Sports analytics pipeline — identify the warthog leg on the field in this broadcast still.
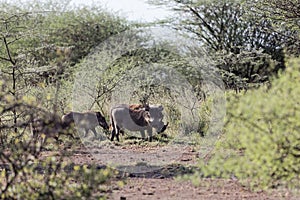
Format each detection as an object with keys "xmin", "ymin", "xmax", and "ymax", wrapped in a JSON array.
[
  {"xmin": 111, "ymin": 125, "xmax": 120, "ymax": 142},
  {"xmin": 83, "ymin": 128, "xmax": 88, "ymax": 137},
  {"xmin": 91, "ymin": 128, "xmax": 98, "ymax": 138}
]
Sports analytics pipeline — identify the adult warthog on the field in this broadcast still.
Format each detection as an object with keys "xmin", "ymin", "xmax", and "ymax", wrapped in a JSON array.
[
  {"xmin": 110, "ymin": 104, "xmax": 168, "ymax": 142},
  {"xmin": 30, "ymin": 116, "xmax": 65, "ymax": 141},
  {"xmin": 29, "ymin": 111, "xmax": 79, "ymax": 144},
  {"xmin": 62, "ymin": 111, "xmax": 109, "ymax": 138}
]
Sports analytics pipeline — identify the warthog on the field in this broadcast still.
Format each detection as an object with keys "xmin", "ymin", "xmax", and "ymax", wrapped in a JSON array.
[
  {"xmin": 61, "ymin": 111, "xmax": 109, "ymax": 138},
  {"xmin": 30, "ymin": 115, "xmax": 67, "ymax": 141},
  {"xmin": 110, "ymin": 104, "xmax": 168, "ymax": 142}
]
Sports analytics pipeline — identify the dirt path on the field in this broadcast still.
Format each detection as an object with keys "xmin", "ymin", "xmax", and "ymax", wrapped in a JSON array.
[
  {"xmin": 57, "ymin": 142, "xmax": 299, "ymax": 200},
  {"xmin": 110, "ymin": 178, "xmax": 295, "ymax": 200},
  {"xmin": 17, "ymin": 140, "xmax": 299, "ymax": 200}
]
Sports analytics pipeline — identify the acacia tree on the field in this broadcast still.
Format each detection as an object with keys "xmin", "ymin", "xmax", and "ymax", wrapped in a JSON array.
[
  {"xmin": 0, "ymin": 1, "xmax": 127, "ymax": 198},
  {"xmin": 247, "ymin": 0, "xmax": 300, "ymax": 55},
  {"xmin": 0, "ymin": 8, "xmax": 40, "ymax": 133},
  {"xmin": 148, "ymin": 0, "xmax": 298, "ymax": 90}
]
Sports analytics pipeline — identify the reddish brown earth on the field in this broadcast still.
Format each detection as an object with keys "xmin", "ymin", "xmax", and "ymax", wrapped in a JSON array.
[
  {"xmin": 2, "ymin": 139, "xmax": 298, "ymax": 200},
  {"xmin": 110, "ymin": 178, "xmax": 296, "ymax": 200},
  {"xmin": 50, "ymin": 142, "xmax": 299, "ymax": 200}
]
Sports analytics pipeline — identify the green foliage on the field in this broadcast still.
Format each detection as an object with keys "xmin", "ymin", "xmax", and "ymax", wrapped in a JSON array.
[
  {"xmin": 148, "ymin": 0, "xmax": 298, "ymax": 90},
  {"xmin": 1, "ymin": 159, "xmax": 115, "ymax": 199},
  {"xmin": 197, "ymin": 96, "xmax": 213, "ymax": 136},
  {"xmin": 0, "ymin": 1, "xmax": 127, "ymax": 198},
  {"xmin": 0, "ymin": 0, "xmax": 128, "ymax": 85},
  {"xmin": 195, "ymin": 57, "xmax": 300, "ymax": 190},
  {"xmin": 39, "ymin": 5, "xmax": 128, "ymax": 66},
  {"xmin": 0, "ymin": 79, "xmax": 115, "ymax": 199},
  {"xmin": 0, "ymin": 0, "xmax": 130, "ymax": 123},
  {"xmin": 246, "ymin": 0, "xmax": 300, "ymax": 56}
]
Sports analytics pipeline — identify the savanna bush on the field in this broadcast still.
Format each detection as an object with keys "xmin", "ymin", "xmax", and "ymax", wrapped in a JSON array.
[
  {"xmin": 197, "ymin": 58, "xmax": 300, "ymax": 190},
  {"xmin": 0, "ymin": 80, "xmax": 116, "ymax": 199},
  {"xmin": 1, "ymin": 159, "xmax": 116, "ymax": 200}
]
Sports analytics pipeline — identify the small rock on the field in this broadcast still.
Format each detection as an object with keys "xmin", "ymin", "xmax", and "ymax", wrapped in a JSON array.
[
  {"xmin": 181, "ymin": 157, "xmax": 192, "ymax": 162},
  {"xmin": 142, "ymin": 191, "xmax": 154, "ymax": 195}
]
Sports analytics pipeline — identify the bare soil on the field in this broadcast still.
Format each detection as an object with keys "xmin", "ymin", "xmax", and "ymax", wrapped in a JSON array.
[
  {"xmin": 48, "ymin": 141, "xmax": 299, "ymax": 200},
  {"xmin": 2, "ymin": 137, "xmax": 299, "ymax": 200},
  {"xmin": 110, "ymin": 178, "xmax": 295, "ymax": 200}
]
